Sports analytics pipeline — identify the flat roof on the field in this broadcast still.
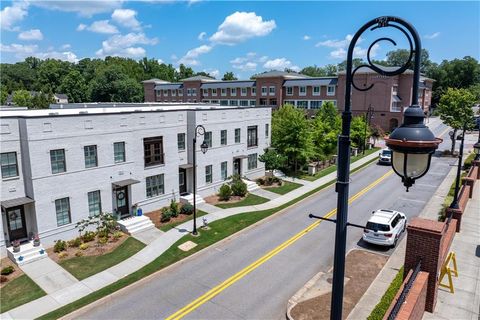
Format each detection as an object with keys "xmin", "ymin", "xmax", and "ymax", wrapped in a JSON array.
[{"xmin": 0, "ymin": 103, "xmax": 270, "ymax": 118}]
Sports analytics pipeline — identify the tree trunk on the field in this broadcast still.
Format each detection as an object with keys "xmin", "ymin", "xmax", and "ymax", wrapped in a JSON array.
[{"xmin": 450, "ymin": 128, "xmax": 457, "ymax": 154}]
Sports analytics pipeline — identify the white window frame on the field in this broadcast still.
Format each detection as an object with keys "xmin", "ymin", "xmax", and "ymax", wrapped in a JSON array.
[
  {"xmin": 251, "ymin": 87, "xmax": 256, "ymax": 95},
  {"xmin": 240, "ymin": 100, "xmax": 249, "ymax": 107},
  {"xmin": 172, "ymin": 90, "xmax": 176, "ymax": 97},
  {"xmin": 241, "ymin": 88, "xmax": 247, "ymax": 96},
  {"xmin": 286, "ymin": 87, "xmax": 293, "ymax": 96},
  {"xmin": 187, "ymin": 88, "xmax": 191, "ymax": 96},
  {"xmin": 261, "ymin": 86, "xmax": 267, "ymax": 96},
  {"xmin": 247, "ymin": 153, "xmax": 258, "ymax": 170},
  {"xmin": 231, "ymin": 88, "xmax": 237, "ymax": 96},
  {"xmin": 221, "ymin": 161, "xmax": 228, "ymax": 181},
  {"xmin": 269, "ymin": 86, "xmax": 275, "ymax": 96},
  {"xmin": 178, "ymin": 89, "xmax": 183, "ymax": 96},
  {"xmin": 327, "ymin": 85, "xmax": 335, "ymax": 96},
  {"xmin": 203, "ymin": 89, "xmax": 208, "ymax": 96},
  {"xmin": 313, "ymin": 86, "xmax": 320, "ymax": 96},
  {"xmin": 192, "ymin": 88, "xmax": 197, "ymax": 96},
  {"xmin": 299, "ymin": 86, "xmax": 306, "ymax": 96},
  {"xmin": 205, "ymin": 165, "xmax": 213, "ymax": 184},
  {"xmin": 212, "ymin": 88, "xmax": 217, "ymax": 96},
  {"xmin": 163, "ymin": 90, "xmax": 168, "ymax": 96},
  {"xmin": 221, "ymin": 88, "xmax": 227, "ymax": 96},
  {"xmin": 250, "ymin": 100, "xmax": 256, "ymax": 107},
  {"xmin": 297, "ymin": 100, "xmax": 308, "ymax": 109}
]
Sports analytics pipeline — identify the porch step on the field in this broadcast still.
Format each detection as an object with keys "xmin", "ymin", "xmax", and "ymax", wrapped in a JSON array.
[
  {"xmin": 180, "ymin": 193, "xmax": 205, "ymax": 205},
  {"xmin": 6, "ymin": 241, "xmax": 48, "ymax": 266},
  {"xmin": 243, "ymin": 179, "xmax": 260, "ymax": 192},
  {"xmin": 117, "ymin": 215, "xmax": 156, "ymax": 235}
]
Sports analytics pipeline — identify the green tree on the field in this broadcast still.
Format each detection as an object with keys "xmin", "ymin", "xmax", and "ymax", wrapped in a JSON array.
[
  {"xmin": 222, "ymin": 72, "xmax": 237, "ymax": 81},
  {"xmin": 271, "ymin": 104, "xmax": 313, "ymax": 172},
  {"xmin": 36, "ymin": 59, "xmax": 72, "ymax": 93},
  {"xmin": 437, "ymin": 88, "xmax": 476, "ymax": 153},
  {"xmin": 337, "ymin": 58, "xmax": 364, "ymax": 72},
  {"xmin": 0, "ymin": 86, "xmax": 8, "ymax": 105},
  {"xmin": 58, "ymin": 70, "xmax": 88, "ymax": 103},
  {"xmin": 176, "ymin": 64, "xmax": 195, "ymax": 81},
  {"xmin": 12, "ymin": 90, "xmax": 32, "ymax": 107},
  {"xmin": 311, "ymin": 101, "xmax": 341, "ymax": 160},
  {"xmin": 385, "ymin": 49, "xmax": 432, "ymax": 73},
  {"xmin": 258, "ymin": 149, "xmax": 287, "ymax": 171},
  {"xmin": 30, "ymin": 92, "xmax": 53, "ymax": 109},
  {"xmin": 300, "ymin": 65, "xmax": 327, "ymax": 77},
  {"xmin": 350, "ymin": 116, "xmax": 371, "ymax": 149}
]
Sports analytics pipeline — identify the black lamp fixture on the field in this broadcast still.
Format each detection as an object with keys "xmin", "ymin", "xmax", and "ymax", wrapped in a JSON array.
[
  {"xmin": 473, "ymin": 141, "xmax": 480, "ymax": 160},
  {"xmin": 192, "ymin": 124, "xmax": 208, "ymax": 235},
  {"xmin": 200, "ymin": 141, "xmax": 209, "ymax": 154}
]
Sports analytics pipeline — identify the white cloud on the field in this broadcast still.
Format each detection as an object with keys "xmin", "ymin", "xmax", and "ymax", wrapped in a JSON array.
[
  {"xmin": 0, "ymin": 43, "xmax": 38, "ymax": 56},
  {"xmin": 424, "ymin": 32, "xmax": 440, "ymax": 39},
  {"xmin": 316, "ymin": 34, "xmax": 355, "ymax": 48},
  {"xmin": 263, "ymin": 58, "xmax": 300, "ymax": 71},
  {"xmin": 1, "ymin": 2, "xmax": 28, "ymax": 31},
  {"xmin": 210, "ymin": 11, "xmax": 276, "ymax": 45},
  {"xmin": 36, "ymin": 51, "xmax": 79, "ymax": 63},
  {"xmin": 177, "ymin": 44, "xmax": 212, "ymax": 66},
  {"xmin": 1, "ymin": 42, "xmax": 79, "ymax": 62},
  {"xmin": 112, "ymin": 9, "xmax": 141, "ymax": 30},
  {"xmin": 303, "ymin": 35, "xmax": 311, "ymax": 41},
  {"xmin": 31, "ymin": 1, "xmax": 122, "ymax": 17},
  {"xmin": 233, "ymin": 61, "xmax": 257, "ymax": 72},
  {"xmin": 204, "ymin": 69, "xmax": 219, "ymax": 78},
  {"xmin": 78, "ymin": 20, "xmax": 119, "ymax": 34},
  {"xmin": 198, "ymin": 32, "xmax": 207, "ymax": 40},
  {"xmin": 18, "ymin": 29, "xmax": 43, "ymax": 41},
  {"xmin": 96, "ymin": 32, "xmax": 158, "ymax": 58},
  {"xmin": 329, "ymin": 43, "xmax": 380, "ymax": 59},
  {"xmin": 230, "ymin": 52, "xmax": 268, "ymax": 72},
  {"xmin": 61, "ymin": 44, "xmax": 72, "ymax": 50}
]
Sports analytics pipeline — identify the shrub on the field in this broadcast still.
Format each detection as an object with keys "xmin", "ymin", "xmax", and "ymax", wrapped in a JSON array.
[
  {"xmin": 0, "ymin": 275, "xmax": 8, "ymax": 283},
  {"xmin": 75, "ymin": 251, "xmax": 83, "ymax": 257},
  {"xmin": 82, "ymin": 231, "xmax": 96, "ymax": 242},
  {"xmin": 160, "ymin": 208, "xmax": 172, "ymax": 222},
  {"xmin": 180, "ymin": 203, "xmax": 194, "ymax": 215},
  {"xmin": 256, "ymin": 177, "xmax": 265, "ymax": 185},
  {"xmin": 231, "ymin": 179, "xmax": 247, "ymax": 197},
  {"xmin": 79, "ymin": 243, "xmax": 89, "ymax": 250},
  {"xmin": 169, "ymin": 200, "xmax": 179, "ymax": 218},
  {"xmin": 218, "ymin": 184, "xmax": 232, "ymax": 201},
  {"xmin": 1, "ymin": 266, "xmax": 15, "ymax": 275},
  {"xmin": 58, "ymin": 252, "xmax": 68, "ymax": 259},
  {"xmin": 53, "ymin": 240, "xmax": 67, "ymax": 253},
  {"xmin": 67, "ymin": 237, "xmax": 82, "ymax": 248},
  {"xmin": 112, "ymin": 231, "xmax": 123, "ymax": 241},
  {"xmin": 98, "ymin": 237, "xmax": 108, "ymax": 245}
]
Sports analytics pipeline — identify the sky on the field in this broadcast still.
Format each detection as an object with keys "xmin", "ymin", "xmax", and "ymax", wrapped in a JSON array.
[{"xmin": 1, "ymin": 0, "xmax": 479, "ymax": 79}]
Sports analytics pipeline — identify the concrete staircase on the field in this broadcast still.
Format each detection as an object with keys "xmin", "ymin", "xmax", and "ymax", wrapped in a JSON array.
[
  {"xmin": 7, "ymin": 241, "xmax": 48, "ymax": 266},
  {"xmin": 243, "ymin": 179, "xmax": 260, "ymax": 192},
  {"xmin": 180, "ymin": 192, "xmax": 205, "ymax": 205},
  {"xmin": 117, "ymin": 215, "xmax": 156, "ymax": 235}
]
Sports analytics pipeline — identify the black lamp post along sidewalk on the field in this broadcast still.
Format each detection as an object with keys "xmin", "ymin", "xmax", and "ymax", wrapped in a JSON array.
[
  {"xmin": 328, "ymin": 16, "xmax": 442, "ymax": 320},
  {"xmin": 192, "ymin": 124, "xmax": 208, "ymax": 236}
]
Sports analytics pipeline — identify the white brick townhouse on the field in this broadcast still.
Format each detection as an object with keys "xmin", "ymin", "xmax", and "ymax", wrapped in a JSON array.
[{"xmin": 0, "ymin": 103, "xmax": 271, "ymax": 255}]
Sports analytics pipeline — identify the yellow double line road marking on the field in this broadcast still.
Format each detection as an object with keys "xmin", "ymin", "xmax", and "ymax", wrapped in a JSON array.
[{"xmin": 166, "ymin": 170, "xmax": 393, "ymax": 320}]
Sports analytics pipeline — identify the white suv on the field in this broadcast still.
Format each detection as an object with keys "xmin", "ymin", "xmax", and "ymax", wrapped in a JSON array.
[{"xmin": 363, "ymin": 209, "xmax": 406, "ymax": 247}]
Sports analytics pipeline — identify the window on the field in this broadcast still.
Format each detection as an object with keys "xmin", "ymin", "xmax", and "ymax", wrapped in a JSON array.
[
  {"xmin": 220, "ymin": 100, "xmax": 228, "ymax": 106},
  {"xmin": 247, "ymin": 126, "xmax": 258, "ymax": 147},
  {"xmin": 231, "ymin": 88, "xmax": 237, "ymax": 96},
  {"xmin": 299, "ymin": 86, "xmax": 306, "ymax": 96},
  {"xmin": 50, "ymin": 149, "xmax": 66, "ymax": 174},
  {"xmin": 221, "ymin": 161, "xmax": 228, "ymax": 181},
  {"xmin": 286, "ymin": 87, "xmax": 293, "ymax": 95},
  {"xmin": 391, "ymin": 101, "xmax": 401, "ymax": 112},
  {"xmin": 204, "ymin": 131, "xmax": 212, "ymax": 147},
  {"xmin": 310, "ymin": 101, "xmax": 323, "ymax": 109},
  {"xmin": 212, "ymin": 88, "xmax": 217, "ymax": 96},
  {"xmin": 313, "ymin": 86, "xmax": 320, "ymax": 95},
  {"xmin": 203, "ymin": 89, "xmax": 208, "ymax": 96},
  {"xmin": 84, "ymin": 145, "xmax": 98, "ymax": 168},
  {"xmin": 211, "ymin": 100, "xmax": 219, "ymax": 104},
  {"xmin": 187, "ymin": 88, "xmax": 191, "ymax": 96},
  {"xmin": 261, "ymin": 86, "xmax": 267, "ymax": 96},
  {"xmin": 163, "ymin": 90, "xmax": 168, "ymax": 96},
  {"xmin": 297, "ymin": 101, "xmax": 308, "ymax": 109},
  {"xmin": 393, "ymin": 85, "xmax": 398, "ymax": 95},
  {"xmin": 114, "ymin": 142, "xmax": 126, "ymax": 163},
  {"xmin": 221, "ymin": 88, "xmax": 227, "ymax": 96},
  {"xmin": 241, "ymin": 88, "xmax": 247, "ymax": 96},
  {"xmin": 251, "ymin": 87, "xmax": 256, "ymax": 95},
  {"xmin": 144, "ymin": 136, "xmax": 164, "ymax": 167},
  {"xmin": 284, "ymin": 100, "xmax": 295, "ymax": 106},
  {"xmin": 269, "ymin": 99, "xmax": 277, "ymax": 106},
  {"xmin": 88, "ymin": 190, "xmax": 101, "ymax": 216},
  {"xmin": 178, "ymin": 89, "xmax": 183, "ymax": 96},
  {"xmin": 221, "ymin": 130, "xmax": 227, "ymax": 146},
  {"xmin": 1, "ymin": 152, "xmax": 18, "ymax": 178},
  {"xmin": 177, "ymin": 133, "xmax": 186, "ymax": 151},
  {"xmin": 156, "ymin": 90, "xmax": 161, "ymax": 97},
  {"xmin": 250, "ymin": 100, "xmax": 256, "ymax": 106},
  {"xmin": 259, "ymin": 98, "xmax": 268, "ymax": 106},
  {"xmin": 192, "ymin": 88, "xmax": 197, "ymax": 96},
  {"xmin": 229, "ymin": 100, "xmax": 238, "ymax": 106},
  {"xmin": 240, "ymin": 100, "xmax": 249, "ymax": 106},
  {"xmin": 55, "ymin": 197, "xmax": 71, "ymax": 226},
  {"xmin": 146, "ymin": 174, "xmax": 164, "ymax": 198},
  {"xmin": 327, "ymin": 85, "xmax": 335, "ymax": 96},
  {"xmin": 248, "ymin": 153, "xmax": 258, "ymax": 170},
  {"xmin": 205, "ymin": 165, "xmax": 212, "ymax": 184},
  {"xmin": 269, "ymin": 86, "xmax": 275, "ymax": 95},
  {"xmin": 235, "ymin": 128, "xmax": 241, "ymax": 143},
  {"xmin": 265, "ymin": 123, "xmax": 269, "ymax": 138},
  {"xmin": 391, "ymin": 214, "xmax": 400, "ymax": 228},
  {"xmin": 172, "ymin": 90, "xmax": 176, "ymax": 97}
]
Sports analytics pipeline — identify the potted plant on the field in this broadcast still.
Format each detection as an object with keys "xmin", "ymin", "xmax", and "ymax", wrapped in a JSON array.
[
  {"xmin": 33, "ymin": 234, "xmax": 40, "ymax": 247},
  {"xmin": 12, "ymin": 240, "xmax": 20, "ymax": 253}
]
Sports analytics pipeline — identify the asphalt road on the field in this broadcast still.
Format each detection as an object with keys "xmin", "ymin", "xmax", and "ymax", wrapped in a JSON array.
[{"xmin": 79, "ymin": 119, "xmax": 457, "ymax": 320}]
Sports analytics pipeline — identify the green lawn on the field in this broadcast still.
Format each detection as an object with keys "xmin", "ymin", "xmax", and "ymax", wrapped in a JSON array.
[
  {"xmin": 38, "ymin": 156, "xmax": 379, "ymax": 320},
  {"xmin": 58, "ymin": 238, "xmax": 145, "ymax": 280},
  {"xmin": 0, "ymin": 274, "xmax": 46, "ymax": 313},
  {"xmin": 367, "ymin": 267, "xmax": 404, "ymax": 320},
  {"xmin": 159, "ymin": 210, "xmax": 208, "ymax": 232},
  {"xmin": 215, "ymin": 193, "xmax": 269, "ymax": 209},
  {"xmin": 265, "ymin": 181, "xmax": 302, "ymax": 195}
]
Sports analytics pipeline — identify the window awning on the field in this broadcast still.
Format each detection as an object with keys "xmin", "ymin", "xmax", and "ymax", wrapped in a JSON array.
[
  {"xmin": 179, "ymin": 163, "xmax": 193, "ymax": 169},
  {"xmin": 393, "ymin": 95, "xmax": 402, "ymax": 102},
  {"xmin": 1, "ymin": 197, "xmax": 34, "ymax": 209},
  {"xmin": 112, "ymin": 179, "xmax": 140, "ymax": 188},
  {"xmin": 233, "ymin": 155, "xmax": 248, "ymax": 159}
]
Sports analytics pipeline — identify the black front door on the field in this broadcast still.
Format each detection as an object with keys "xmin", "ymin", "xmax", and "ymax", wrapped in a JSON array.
[
  {"xmin": 6, "ymin": 206, "xmax": 27, "ymax": 241},
  {"xmin": 179, "ymin": 168, "xmax": 187, "ymax": 195},
  {"xmin": 115, "ymin": 186, "xmax": 130, "ymax": 218},
  {"xmin": 233, "ymin": 159, "xmax": 241, "ymax": 176}
]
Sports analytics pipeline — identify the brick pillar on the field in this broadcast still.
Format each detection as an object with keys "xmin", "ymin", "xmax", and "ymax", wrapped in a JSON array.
[
  {"xmin": 473, "ymin": 160, "xmax": 480, "ymax": 179},
  {"xmin": 445, "ymin": 207, "xmax": 463, "ymax": 232},
  {"xmin": 463, "ymin": 177, "xmax": 475, "ymax": 198},
  {"xmin": 404, "ymin": 218, "xmax": 444, "ymax": 313}
]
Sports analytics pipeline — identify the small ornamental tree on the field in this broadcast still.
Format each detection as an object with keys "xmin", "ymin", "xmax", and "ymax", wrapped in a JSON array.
[{"xmin": 259, "ymin": 149, "xmax": 287, "ymax": 171}]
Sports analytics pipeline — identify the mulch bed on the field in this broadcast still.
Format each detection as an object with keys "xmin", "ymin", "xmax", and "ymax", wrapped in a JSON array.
[
  {"xmin": 204, "ymin": 194, "xmax": 245, "ymax": 206},
  {"xmin": 0, "ymin": 258, "xmax": 24, "ymax": 288},
  {"xmin": 144, "ymin": 209, "xmax": 194, "ymax": 228},
  {"xmin": 47, "ymin": 232, "xmax": 129, "ymax": 264},
  {"xmin": 290, "ymin": 249, "xmax": 388, "ymax": 320}
]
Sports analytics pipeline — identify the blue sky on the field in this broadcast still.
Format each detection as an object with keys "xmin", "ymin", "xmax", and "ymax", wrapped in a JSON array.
[{"xmin": 1, "ymin": 1, "xmax": 479, "ymax": 79}]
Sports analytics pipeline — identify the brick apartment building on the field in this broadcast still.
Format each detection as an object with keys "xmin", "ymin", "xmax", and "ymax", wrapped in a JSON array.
[{"xmin": 143, "ymin": 69, "xmax": 433, "ymax": 131}]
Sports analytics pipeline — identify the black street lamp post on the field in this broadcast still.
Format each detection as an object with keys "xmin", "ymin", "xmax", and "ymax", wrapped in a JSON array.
[
  {"xmin": 329, "ymin": 16, "xmax": 442, "ymax": 320},
  {"xmin": 449, "ymin": 126, "xmax": 466, "ymax": 211},
  {"xmin": 192, "ymin": 125, "xmax": 209, "ymax": 236},
  {"xmin": 362, "ymin": 105, "xmax": 375, "ymax": 155}
]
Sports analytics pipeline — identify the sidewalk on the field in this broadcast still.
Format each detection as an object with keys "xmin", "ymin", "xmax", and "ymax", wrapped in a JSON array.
[{"xmin": 1, "ymin": 151, "xmax": 379, "ymax": 319}]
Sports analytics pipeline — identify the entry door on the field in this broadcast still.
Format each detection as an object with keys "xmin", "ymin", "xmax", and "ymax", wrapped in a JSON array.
[
  {"xmin": 6, "ymin": 206, "xmax": 27, "ymax": 241},
  {"xmin": 179, "ymin": 168, "xmax": 187, "ymax": 195},
  {"xmin": 233, "ymin": 159, "xmax": 241, "ymax": 176},
  {"xmin": 115, "ymin": 186, "xmax": 130, "ymax": 218}
]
